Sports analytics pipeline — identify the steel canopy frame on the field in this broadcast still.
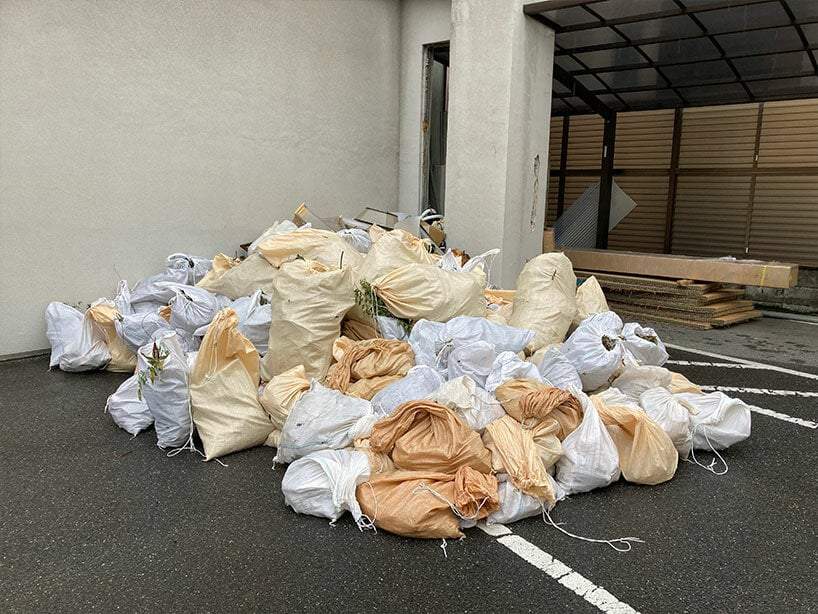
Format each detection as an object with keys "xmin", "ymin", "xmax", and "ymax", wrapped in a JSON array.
[{"xmin": 530, "ymin": 0, "xmax": 818, "ymax": 248}]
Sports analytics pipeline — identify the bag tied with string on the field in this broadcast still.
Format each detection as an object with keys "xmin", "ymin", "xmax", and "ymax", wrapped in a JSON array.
[
  {"xmin": 259, "ymin": 364, "xmax": 310, "ymax": 431},
  {"xmin": 482, "ymin": 415, "xmax": 556, "ymax": 507},
  {"xmin": 371, "ymin": 264, "xmax": 486, "ymax": 323},
  {"xmin": 138, "ymin": 331, "xmax": 192, "ymax": 450},
  {"xmin": 255, "ymin": 227, "xmax": 364, "ymax": 270},
  {"xmin": 508, "ymin": 252, "xmax": 577, "ymax": 354},
  {"xmin": 190, "ymin": 309, "xmax": 274, "ymax": 461},
  {"xmin": 325, "ymin": 337, "xmax": 415, "ymax": 400},
  {"xmin": 260, "ymin": 259, "xmax": 355, "ymax": 382},
  {"xmin": 368, "ymin": 400, "xmax": 492, "ymax": 474},
  {"xmin": 282, "ymin": 449, "xmax": 371, "ymax": 526},
  {"xmin": 197, "ymin": 252, "xmax": 278, "ymax": 300},
  {"xmin": 494, "ymin": 379, "xmax": 583, "ymax": 440},
  {"xmin": 592, "ymin": 395, "xmax": 678, "ymax": 486},
  {"xmin": 356, "ymin": 466, "xmax": 499, "ymax": 539}
]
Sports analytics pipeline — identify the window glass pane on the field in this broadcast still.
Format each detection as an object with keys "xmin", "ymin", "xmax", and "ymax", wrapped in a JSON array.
[
  {"xmin": 802, "ymin": 23, "xmax": 818, "ymax": 47},
  {"xmin": 716, "ymin": 26, "xmax": 803, "ymax": 55},
  {"xmin": 574, "ymin": 46, "xmax": 647, "ymax": 69},
  {"xmin": 598, "ymin": 67, "xmax": 665, "ymax": 90},
  {"xmin": 617, "ymin": 15, "xmax": 702, "ymax": 41},
  {"xmin": 679, "ymin": 82, "xmax": 749, "ymax": 104},
  {"xmin": 555, "ymin": 55, "xmax": 584, "ymax": 71},
  {"xmin": 575, "ymin": 74, "xmax": 609, "ymax": 93},
  {"xmin": 662, "ymin": 60, "xmax": 736, "ymax": 87},
  {"xmin": 541, "ymin": 6, "xmax": 598, "ymax": 28},
  {"xmin": 640, "ymin": 37, "xmax": 721, "ymax": 62},
  {"xmin": 618, "ymin": 88, "xmax": 683, "ymax": 109},
  {"xmin": 696, "ymin": 2, "xmax": 789, "ymax": 34},
  {"xmin": 748, "ymin": 75, "xmax": 818, "ymax": 97},
  {"xmin": 733, "ymin": 51, "xmax": 814, "ymax": 80},
  {"xmin": 786, "ymin": 0, "xmax": 818, "ymax": 21},
  {"xmin": 590, "ymin": 0, "xmax": 678, "ymax": 19},
  {"xmin": 558, "ymin": 27, "xmax": 624, "ymax": 50}
]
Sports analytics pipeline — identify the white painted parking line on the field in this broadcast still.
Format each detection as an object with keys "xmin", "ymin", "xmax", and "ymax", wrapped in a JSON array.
[
  {"xmin": 478, "ymin": 523, "xmax": 639, "ymax": 614},
  {"xmin": 664, "ymin": 343, "xmax": 818, "ymax": 382},
  {"xmin": 746, "ymin": 405, "xmax": 818, "ymax": 429},
  {"xmin": 699, "ymin": 385, "xmax": 818, "ymax": 398},
  {"xmin": 666, "ymin": 360, "xmax": 763, "ymax": 369}
]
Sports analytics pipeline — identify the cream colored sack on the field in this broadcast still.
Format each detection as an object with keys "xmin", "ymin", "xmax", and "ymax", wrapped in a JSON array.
[
  {"xmin": 260, "ymin": 260, "xmax": 355, "ymax": 382},
  {"xmin": 358, "ymin": 229, "xmax": 439, "ymax": 282},
  {"xmin": 592, "ymin": 396, "xmax": 678, "ymax": 485},
  {"xmin": 509, "ymin": 253, "xmax": 577, "ymax": 354},
  {"xmin": 190, "ymin": 309, "xmax": 274, "ymax": 460},
  {"xmin": 87, "ymin": 301, "xmax": 136, "ymax": 372},
  {"xmin": 197, "ymin": 253, "xmax": 277, "ymax": 299},
  {"xmin": 483, "ymin": 415, "xmax": 556, "ymax": 505},
  {"xmin": 573, "ymin": 276, "xmax": 609, "ymax": 325},
  {"xmin": 259, "ymin": 364, "xmax": 310, "ymax": 430},
  {"xmin": 256, "ymin": 227, "xmax": 363, "ymax": 270},
  {"xmin": 372, "ymin": 264, "xmax": 485, "ymax": 322}
]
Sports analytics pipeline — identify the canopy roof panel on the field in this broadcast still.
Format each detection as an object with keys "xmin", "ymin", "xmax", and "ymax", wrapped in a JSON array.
[{"xmin": 525, "ymin": 0, "xmax": 818, "ymax": 116}]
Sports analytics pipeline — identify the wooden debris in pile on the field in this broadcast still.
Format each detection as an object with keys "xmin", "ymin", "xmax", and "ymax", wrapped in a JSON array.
[{"xmin": 575, "ymin": 271, "xmax": 762, "ymax": 330}]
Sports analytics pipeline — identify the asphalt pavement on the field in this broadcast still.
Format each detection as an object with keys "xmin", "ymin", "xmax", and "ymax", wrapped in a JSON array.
[{"xmin": 1, "ymin": 327, "xmax": 816, "ymax": 613}]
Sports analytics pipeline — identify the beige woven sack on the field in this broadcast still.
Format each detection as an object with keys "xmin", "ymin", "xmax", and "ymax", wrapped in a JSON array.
[
  {"xmin": 197, "ymin": 253, "xmax": 277, "ymax": 299},
  {"xmin": 260, "ymin": 260, "xmax": 355, "ymax": 381},
  {"xmin": 190, "ymin": 309, "xmax": 273, "ymax": 460},
  {"xmin": 509, "ymin": 252, "xmax": 577, "ymax": 354},
  {"xmin": 372, "ymin": 264, "xmax": 485, "ymax": 322}
]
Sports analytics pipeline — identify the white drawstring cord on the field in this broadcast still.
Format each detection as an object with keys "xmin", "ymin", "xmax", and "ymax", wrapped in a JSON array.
[
  {"xmin": 686, "ymin": 424, "xmax": 728, "ymax": 476},
  {"xmin": 542, "ymin": 507, "xmax": 644, "ymax": 553},
  {"xmin": 411, "ymin": 482, "xmax": 490, "ymax": 521}
]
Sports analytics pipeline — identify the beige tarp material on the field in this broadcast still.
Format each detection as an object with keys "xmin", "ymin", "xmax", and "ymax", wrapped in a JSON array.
[
  {"xmin": 354, "ymin": 437, "xmax": 395, "ymax": 475},
  {"xmin": 482, "ymin": 415, "xmax": 555, "ymax": 505},
  {"xmin": 256, "ymin": 227, "xmax": 364, "ymax": 270},
  {"xmin": 356, "ymin": 467, "xmax": 499, "ymax": 539},
  {"xmin": 190, "ymin": 309, "xmax": 274, "ymax": 461},
  {"xmin": 369, "ymin": 400, "xmax": 492, "ymax": 474},
  {"xmin": 196, "ymin": 253, "xmax": 238, "ymax": 287},
  {"xmin": 372, "ymin": 264, "xmax": 486, "ymax": 322},
  {"xmin": 358, "ymin": 229, "xmax": 440, "ymax": 282},
  {"xmin": 87, "ymin": 302, "xmax": 136, "ymax": 372},
  {"xmin": 325, "ymin": 337, "xmax": 415, "ymax": 400},
  {"xmin": 592, "ymin": 396, "xmax": 678, "ymax": 485},
  {"xmin": 197, "ymin": 252, "xmax": 277, "ymax": 299},
  {"xmin": 509, "ymin": 252, "xmax": 577, "ymax": 354},
  {"xmin": 341, "ymin": 317, "xmax": 381, "ymax": 341},
  {"xmin": 574, "ymin": 276, "xmax": 609, "ymax": 326},
  {"xmin": 669, "ymin": 371, "xmax": 702, "ymax": 395},
  {"xmin": 259, "ymin": 364, "xmax": 310, "ymax": 430},
  {"xmin": 260, "ymin": 260, "xmax": 355, "ymax": 382}
]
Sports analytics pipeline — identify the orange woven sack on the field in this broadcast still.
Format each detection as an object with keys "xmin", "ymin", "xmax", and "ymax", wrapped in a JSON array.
[
  {"xmin": 325, "ymin": 338, "xmax": 415, "ymax": 400},
  {"xmin": 356, "ymin": 467, "xmax": 499, "ymax": 538},
  {"xmin": 592, "ymin": 396, "xmax": 678, "ymax": 485},
  {"xmin": 369, "ymin": 400, "xmax": 492, "ymax": 474}
]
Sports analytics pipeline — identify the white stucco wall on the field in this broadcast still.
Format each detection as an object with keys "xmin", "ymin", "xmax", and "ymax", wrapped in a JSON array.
[
  {"xmin": 397, "ymin": 0, "xmax": 451, "ymax": 214},
  {"xmin": 0, "ymin": 0, "xmax": 400, "ymax": 355}
]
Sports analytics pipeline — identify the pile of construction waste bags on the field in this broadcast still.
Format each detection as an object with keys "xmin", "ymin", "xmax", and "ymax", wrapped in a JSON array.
[{"xmin": 45, "ymin": 221, "xmax": 752, "ymax": 542}]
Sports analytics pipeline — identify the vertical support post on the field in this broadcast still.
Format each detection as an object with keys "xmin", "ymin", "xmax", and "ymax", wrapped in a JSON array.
[
  {"xmin": 745, "ymin": 102, "xmax": 765, "ymax": 256},
  {"xmin": 556, "ymin": 115, "xmax": 570, "ymax": 218},
  {"xmin": 663, "ymin": 108, "xmax": 683, "ymax": 253},
  {"xmin": 595, "ymin": 112, "xmax": 616, "ymax": 249}
]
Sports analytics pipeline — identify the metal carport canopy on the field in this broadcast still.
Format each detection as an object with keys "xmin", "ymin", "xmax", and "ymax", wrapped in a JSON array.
[
  {"xmin": 525, "ymin": 0, "xmax": 818, "ymax": 118},
  {"xmin": 525, "ymin": 0, "xmax": 818, "ymax": 249}
]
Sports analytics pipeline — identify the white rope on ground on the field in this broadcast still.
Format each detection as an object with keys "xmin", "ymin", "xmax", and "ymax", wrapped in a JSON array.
[{"xmin": 542, "ymin": 508, "xmax": 644, "ymax": 553}]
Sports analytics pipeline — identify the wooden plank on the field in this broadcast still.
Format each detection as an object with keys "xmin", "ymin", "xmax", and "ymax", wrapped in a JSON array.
[
  {"xmin": 712, "ymin": 309, "xmax": 763, "ymax": 327},
  {"xmin": 566, "ymin": 249, "xmax": 798, "ymax": 288},
  {"xmin": 610, "ymin": 307, "xmax": 714, "ymax": 330}
]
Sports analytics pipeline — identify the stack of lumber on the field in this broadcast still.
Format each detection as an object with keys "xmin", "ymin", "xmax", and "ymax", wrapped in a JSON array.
[
  {"xmin": 575, "ymin": 271, "xmax": 759, "ymax": 329},
  {"xmin": 565, "ymin": 249, "xmax": 799, "ymax": 330}
]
